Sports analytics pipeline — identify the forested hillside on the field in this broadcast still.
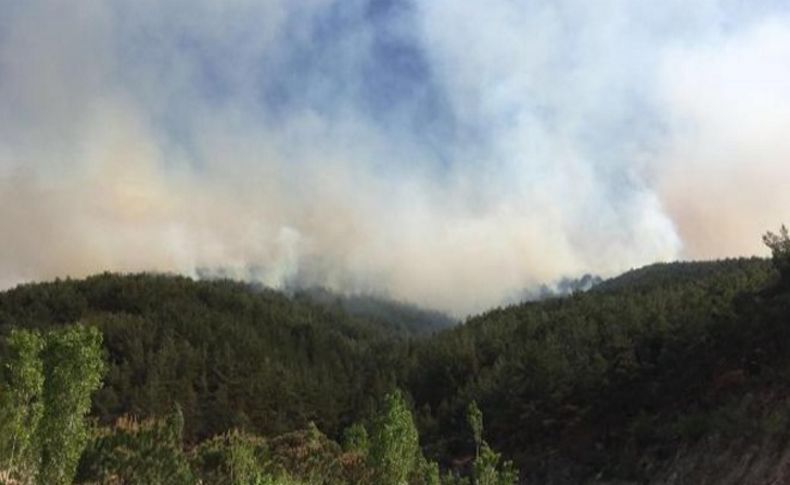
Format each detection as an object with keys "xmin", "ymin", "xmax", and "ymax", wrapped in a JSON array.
[
  {"xmin": 0, "ymin": 274, "xmax": 451, "ymax": 443},
  {"xmin": 2, "ymin": 238, "xmax": 790, "ymax": 483},
  {"xmin": 407, "ymin": 256, "xmax": 780, "ymax": 481}
]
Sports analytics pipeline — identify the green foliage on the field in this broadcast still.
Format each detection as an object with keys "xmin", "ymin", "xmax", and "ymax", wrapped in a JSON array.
[
  {"xmin": 439, "ymin": 473, "xmax": 470, "ymax": 485},
  {"xmin": 191, "ymin": 429, "xmax": 270, "ymax": 485},
  {"xmin": 37, "ymin": 325, "xmax": 105, "ymax": 485},
  {"xmin": 0, "ymin": 250, "xmax": 787, "ymax": 483},
  {"xmin": 465, "ymin": 402, "xmax": 517, "ymax": 485},
  {"xmin": 297, "ymin": 288, "xmax": 455, "ymax": 335},
  {"xmin": 467, "ymin": 402, "xmax": 483, "ymax": 455},
  {"xmin": 0, "ymin": 274, "xmax": 440, "ymax": 442},
  {"xmin": 368, "ymin": 390, "xmax": 420, "ymax": 485},
  {"xmin": 410, "ymin": 452, "xmax": 441, "ymax": 485},
  {"xmin": 763, "ymin": 224, "xmax": 790, "ymax": 283},
  {"xmin": 0, "ymin": 329, "xmax": 45, "ymax": 482},
  {"xmin": 472, "ymin": 442, "xmax": 518, "ymax": 485},
  {"xmin": 78, "ymin": 408, "xmax": 194, "ymax": 484},
  {"xmin": 265, "ymin": 422, "xmax": 354, "ymax": 484},
  {"xmin": 407, "ymin": 257, "xmax": 774, "ymax": 479},
  {"xmin": 0, "ymin": 325, "xmax": 104, "ymax": 485},
  {"xmin": 342, "ymin": 422, "xmax": 369, "ymax": 455}
]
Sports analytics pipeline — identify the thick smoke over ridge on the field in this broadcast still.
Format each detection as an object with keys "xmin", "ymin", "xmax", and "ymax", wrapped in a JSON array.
[{"xmin": 1, "ymin": 0, "xmax": 789, "ymax": 315}]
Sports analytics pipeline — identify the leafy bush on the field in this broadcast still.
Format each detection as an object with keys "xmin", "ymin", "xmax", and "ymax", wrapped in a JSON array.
[
  {"xmin": 342, "ymin": 423, "xmax": 369, "ymax": 455},
  {"xmin": 77, "ymin": 408, "xmax": 193, "ymax": 485},
  {"xmin": 191, "ymin": 429, "xmax": 272, "ymax": 485}
]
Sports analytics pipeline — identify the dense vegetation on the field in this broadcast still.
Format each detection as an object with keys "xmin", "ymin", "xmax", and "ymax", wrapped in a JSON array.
[
  {"xmin": 408, "ymin": 257, "xmax": 779, "ymax": 481},
  {"xmin": 2, "ymin": 229, "xmax": 790, "ymax": 483},
  {"xmin": 0, "ymin": 326, "xmax": 513, "ymax": 484},
  {"xmin": 0, "ymin": 274, "xmax": 452, "ymax": 443}
]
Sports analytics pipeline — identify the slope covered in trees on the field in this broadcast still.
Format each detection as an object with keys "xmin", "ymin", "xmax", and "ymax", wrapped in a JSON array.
[
  {"xmin": 2, "ymin": 237, "xmax": 790, "ymax": 482},
  {"xmin": 0, "ymin": 274, "xmax": 449, "ymax": 443},
  {"xmin": 406, "ymin": 256, "xmax": 780, "ymax": 481}
]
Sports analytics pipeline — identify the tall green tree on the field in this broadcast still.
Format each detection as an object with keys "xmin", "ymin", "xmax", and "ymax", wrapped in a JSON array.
[
  {"xmin": 37, "ymin": 325, "xmax": 105, "ymax": 485},
  {"xmin": 764, "ymin": 224, "xmax": 790, "ymax": 284},
  {"xmin": 368, "ymin": 390, "xmax": 420, "ymax": 485},
  {"xmin": 467, "ymin": 402, "xmax": 518, "ymax": 485},
  {"xmin": 0, "ymin": 329, "xmax": 45, "ymax": 482},
  {"xmin": 467, "ymin": 401, "xmax": 483, "ymax": 457}
]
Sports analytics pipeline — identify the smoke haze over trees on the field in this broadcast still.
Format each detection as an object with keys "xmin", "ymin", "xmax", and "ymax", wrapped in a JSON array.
[{"xmin": 2, "ymin": 1, "xmax": 790, "ymax": 314}]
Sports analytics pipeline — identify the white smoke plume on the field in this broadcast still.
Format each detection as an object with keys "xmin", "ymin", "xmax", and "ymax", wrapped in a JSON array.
[{"xmin": 0, "ymin": 0, "xmax": 788, "ymax": 315}]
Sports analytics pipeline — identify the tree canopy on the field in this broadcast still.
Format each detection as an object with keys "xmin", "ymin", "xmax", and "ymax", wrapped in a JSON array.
[{"xmin": 0, "ymin": 245, "xmax": 789, "ymax": 482}]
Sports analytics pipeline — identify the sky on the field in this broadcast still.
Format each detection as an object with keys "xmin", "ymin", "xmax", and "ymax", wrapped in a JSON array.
[{"xmin": 1, "ymin": 0, "xmax": 790, "ymax": 315}]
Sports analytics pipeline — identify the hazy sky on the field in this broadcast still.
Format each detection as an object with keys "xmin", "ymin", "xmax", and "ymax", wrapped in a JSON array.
[{"xmin": 1, "ymin": 0, "xmax": 790, "ymax": 314}]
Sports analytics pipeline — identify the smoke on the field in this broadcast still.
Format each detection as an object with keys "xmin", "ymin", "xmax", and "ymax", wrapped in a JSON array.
[
  {"xmin": 657, "ymin": 18, "xmax": 790, "ymax": 259},
  {"xmin": 0, "ymin": 0, "xmax": 788, "ymax": 314}
]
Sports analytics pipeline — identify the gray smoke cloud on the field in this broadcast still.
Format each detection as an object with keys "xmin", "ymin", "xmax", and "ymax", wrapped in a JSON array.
[{"xmin": 1, "ymin": 0, "xmax": 789, "ymax": 315}]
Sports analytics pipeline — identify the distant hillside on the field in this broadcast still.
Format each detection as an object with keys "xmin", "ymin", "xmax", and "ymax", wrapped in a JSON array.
[
  {"xmin": 293, "ymin": 287, "xmax": 455, "ymax": 335},
  {"xmin": 514, "ymin": 273, "xmax": 604, "ymax": 303},
  {"xmin": 0, "ymin": 273, "xmax": 444, "ymax": 442},
  {"xmin": 595, "ymin": 257, "xmax": 771, "ymax": 293}
]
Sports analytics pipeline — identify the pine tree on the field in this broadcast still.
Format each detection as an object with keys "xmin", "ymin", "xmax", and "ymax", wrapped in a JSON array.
[{"xmin": 763, "ymin": 225, "xmax": 790, "ymax": 284}]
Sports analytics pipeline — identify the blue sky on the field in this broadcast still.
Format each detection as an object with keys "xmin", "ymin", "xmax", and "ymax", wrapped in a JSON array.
[{"xmin": 1, "ymin": 0, "xmax": 790, "ymax": 314}]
